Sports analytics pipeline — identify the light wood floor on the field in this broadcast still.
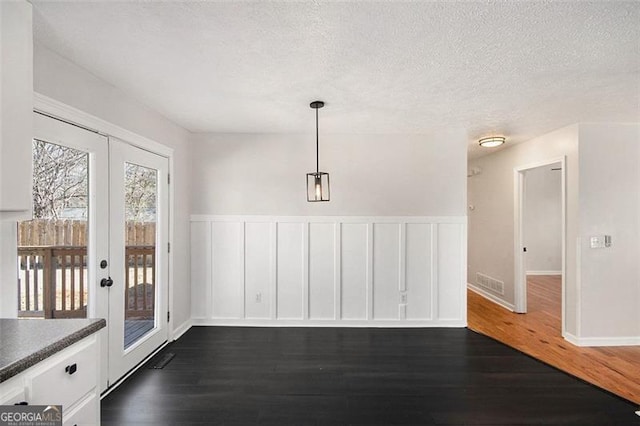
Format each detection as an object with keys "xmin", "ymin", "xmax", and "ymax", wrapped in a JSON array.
[{"xmin": 468, "ymin": 275, "xmax": 640, "ymax": 405}]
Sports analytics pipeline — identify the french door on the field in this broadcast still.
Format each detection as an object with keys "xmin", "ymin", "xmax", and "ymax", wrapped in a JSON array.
[
  {"xmin": 106, "ymin": 139, "xmax": 169, "ymax": 386},
  {"xmin": 29, "ymin": 113, "xmax": 169, "ymax": 392}
]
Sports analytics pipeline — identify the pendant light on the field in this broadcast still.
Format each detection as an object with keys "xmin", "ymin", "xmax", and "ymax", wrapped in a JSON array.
[{"xmin": 307, "ymin": 100, "xmax": 330, "ymax": 202}]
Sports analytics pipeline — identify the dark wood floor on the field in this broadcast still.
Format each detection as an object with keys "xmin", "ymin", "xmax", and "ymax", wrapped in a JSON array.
[{"xmin": 101, "ymin": 327, "xmax": 638, "ymax": 425}]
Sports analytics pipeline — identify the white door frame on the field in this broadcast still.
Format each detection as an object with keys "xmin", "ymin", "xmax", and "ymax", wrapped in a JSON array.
[
  {"xmin": 107, "ymin": 138, "xmax": 169, "ymax": 385},
  {"xmin": 33, "ymin": 93, "xmax": 177, "ymax": 391},
  {"xmin": 33, "ymin": 111, "xmax": 110, "ymax": 386},
  {"xmin": 513, "ymin": 156, "xmax": 566, "ymax": 335}
]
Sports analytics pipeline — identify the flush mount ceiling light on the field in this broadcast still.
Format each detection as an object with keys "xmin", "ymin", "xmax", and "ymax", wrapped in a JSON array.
[
  {"xmin": 478, "ymin": 136, "xmax": 506, "ymax": 148},
  {"xmin": 306, "ymin": 100, "xmax": 330, "ymax": 202}
]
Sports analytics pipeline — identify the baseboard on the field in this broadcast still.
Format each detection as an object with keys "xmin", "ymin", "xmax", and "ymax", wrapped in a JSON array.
[
  {"xmin": 171, "ymin": 319, "xmax": 193, "ymax": 340},
  {"xmin": 564, "ymin": 332, "xmax": 640, "ymax": 347},
  {"xmin": 526, "ymin": 270, "xmax": 562, "ymax": 276},
  {"xmin": 100, "ymin": 340, "xmax": 169, "ymax": 400},
  {"xmin": 191, "ymin": 318, "xmax": 466, "ymax": 328},
  {"xmin": 467, "ymin": 284, "xmax": 515, "ymax": 312}
]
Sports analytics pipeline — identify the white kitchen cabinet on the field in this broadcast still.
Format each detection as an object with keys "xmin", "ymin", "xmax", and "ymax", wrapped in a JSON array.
[
  {"xmin": 0, "ymin": 375, "xmax": 26, "ymax": 405},
  {"xmin": 0, "ymin": 334, "xmax": 101, "ymax": 425},
  {"xmin": 0, "ymin": 0, "xmax": 33, "ymax": 218}
]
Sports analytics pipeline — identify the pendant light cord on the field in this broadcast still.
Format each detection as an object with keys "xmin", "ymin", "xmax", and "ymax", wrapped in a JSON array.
[{"xmin": 315, "ymin": 107, "xmax": 319, "ymax": 174}]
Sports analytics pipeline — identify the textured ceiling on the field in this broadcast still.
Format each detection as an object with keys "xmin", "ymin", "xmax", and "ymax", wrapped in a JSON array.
[{"xmin": 31, "ymin": 1, "xmax": 640, "ymax": 158}]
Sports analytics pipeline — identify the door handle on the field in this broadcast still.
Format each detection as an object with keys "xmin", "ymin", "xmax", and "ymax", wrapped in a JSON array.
[{"xmin": 100, "ymin": 276, "xmax": 114, "ymax": 287}]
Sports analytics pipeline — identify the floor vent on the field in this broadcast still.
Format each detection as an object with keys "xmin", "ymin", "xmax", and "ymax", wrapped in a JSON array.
[
  {"xmin": 149, "ymin": 352, "xmax": 175, "ymax": 369},
  {"xmin": 476, "ymin": 273, "xmax": 505, "ymax": 295}
]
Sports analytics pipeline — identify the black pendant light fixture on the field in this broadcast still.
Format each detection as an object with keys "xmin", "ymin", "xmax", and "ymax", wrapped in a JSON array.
[{"xmin": 307, "ymin": 100, "xmax": 330, "ymax": 202}]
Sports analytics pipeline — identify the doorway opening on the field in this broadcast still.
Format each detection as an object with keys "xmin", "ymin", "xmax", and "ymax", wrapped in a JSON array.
[{"xmin": 514, "ymin": 157, "xmax": 566, "ymax": 335}]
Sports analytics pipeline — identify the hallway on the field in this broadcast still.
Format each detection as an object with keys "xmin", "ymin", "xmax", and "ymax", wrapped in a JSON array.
[{"xmin": 468, "ymin": 275, "xmax": 640, "ymax": 405}]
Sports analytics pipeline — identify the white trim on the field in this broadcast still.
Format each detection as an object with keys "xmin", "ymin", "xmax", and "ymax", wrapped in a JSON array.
[
  {"xmin": 514, "ymin": 157, "xmax": 566, "ymax": 173},
  {"xmin": 526, "ymin": 270, "xmax": 562, "ymax": 276},
  {"xmin": 334, "ymin": 223, "xmax": 342, "ymax": 320},
  {"xmin": 191, "ymin": 215, "xmax": 467, "ymax": 224},
  {"xmin": 460, "ymin": 222, "xmax": 468, "ymax": 324},
  {"xmin": 192, "ymin": 319, "xmax": 466, "ymax": 328},
  {"xmin": 366, "ymin": 222, "xmax": 374, "ymax": 321},
  {"xmin": 431, "ymin": 224, "xmax": 438, "ymax": 320},
  {"xmin": 513, "ymin": 167, "xmax": 526, "ymax": 313},
  {"xmin": 563, "ymin": 332, "xmax": 640, "ymax": 347},
  {"xmin": 467, "ymin": 284, "xmax": 515, "ymax": 312},
  {"xmin": 575, "ymin": 237, "xmax": 582, "ymax": 338},
  {"xmin": 513, "ymin": 156, "xmax": 567, "ymax": 339},
  {"xmin": 171, "ymin": 319, "xmax": 193, "ymax": 341},
  {"xmin": 167, "ymin": 155, "xmax": 176, "ymax": 338},
  {"xmin": 34, "ymin": 93, "xmax": 174, "ymax": 157}
]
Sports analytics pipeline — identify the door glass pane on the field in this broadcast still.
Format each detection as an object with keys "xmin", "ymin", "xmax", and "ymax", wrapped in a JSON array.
[
  {"xmin": 124, "ymin": 163, "xmax": 157, "ymax": 349},
  {"xmin": 17, "ymin": 140, "xmax": 89, "ymax": 319}
]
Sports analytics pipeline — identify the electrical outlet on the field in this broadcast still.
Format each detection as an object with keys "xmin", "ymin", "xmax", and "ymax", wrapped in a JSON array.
[
  {"xmin": 400, "ymin": 293, "xmax": 407, "ymax": 304},
  {"xmin": 255, "ymin": 292, "xmax": 262, "ymax": 303}
]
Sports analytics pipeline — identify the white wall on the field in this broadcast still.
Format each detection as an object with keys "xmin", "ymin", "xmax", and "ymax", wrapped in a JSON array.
[
  {"xmin": 191, "ymin": 132, "xmax": 466, "ymax": 216},
  {"xmin": 33, "ymin": 44, "xmax": 193, "ymax": 332},
  {"xmin": 191, "ymin": 216, "xmax": 467, "ymax": 326},
  {"xmin": 469, "ymin": 123, "xmax": 640, "ymax": 345},
  {"xmin": 577, "ymin": 123, "xmax": 640, "ymax": 343},
  {"xmin": 524, "ymin": 164, "xmax": 562, "ymax": 274},
  {"xmin": 190, "ymin": 131, "xmax": 468, "ymax": 326},
  {"xmin": 468, "ymin": 125, "xmax": 579, "ymax": 333}
]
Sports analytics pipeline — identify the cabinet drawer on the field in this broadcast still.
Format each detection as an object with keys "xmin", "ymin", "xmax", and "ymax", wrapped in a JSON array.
[
  {"xmin": 63, "ymin": 394, "xmax": 98, "ymax": 426},
  {"xmin": 0, "ymin": 386, "xmax": 26, "ymax": 405},
  {"xmin": 29, "ymin": 339, "xmax": 97, "ymax": 409}
]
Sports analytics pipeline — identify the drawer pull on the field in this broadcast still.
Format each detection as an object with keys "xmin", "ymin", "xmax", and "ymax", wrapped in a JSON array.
[
  {"xmin": 65, "ymin": 363, "xmax": 78, "ymax": 375},
  {"xmin": 14, "ymin": 401, "xmax": 28, "ymax": 406}
]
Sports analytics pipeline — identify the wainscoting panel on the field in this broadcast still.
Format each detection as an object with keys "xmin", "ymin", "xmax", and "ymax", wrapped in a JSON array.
[
  {"xmin": 276, "ymin": 222, "xmax": 305, "ymax": 320},
  {"xmin": 340, "ymin": 223, "xmax": 368, "ymax": 320},
  {"xmin": 437, "ymin": 223, "xmax": 466, "ymax": 321},
  {"xmin": 405, "ymin": 223, "xmax": 433, "ymax": 320},
  {"xmin": 191, "ymin": 216, "xmax": 466, "ymax": 327},
  {"xmin": 211, "ymin": 222, "xmax": 244, "ymax": 318},
  {"xmin": 190, "ymin": 221, "xmax": 211, "ymax": 319},
  {"xmin": 373, "ymin": 223, "xmax": 401, "ymax": 320},
  {"xmin": 308, "ymin": 223, "xmax": 336, "ymax": 320},
  {"xmin": 244, "ymin": 222, "xmax": 272, "ymax": 319}
]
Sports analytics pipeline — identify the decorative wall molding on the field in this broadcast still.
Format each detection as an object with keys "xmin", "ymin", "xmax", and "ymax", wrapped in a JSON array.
[
  {"xmin": 191, "ymin": 216, "xmax": 467, "ymax": 327},
  {"xmin": 192, "ymin": 319, "xmax": 465, "ymax": 327},
  {"xmin": 467, "ymin": 284, "xmax": 515, "ymax": 312}
]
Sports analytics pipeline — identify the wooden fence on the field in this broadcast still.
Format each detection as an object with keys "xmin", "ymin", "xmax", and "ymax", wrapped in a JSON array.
[{"xmin": 18, "ymin": 219, "xmax": 156, "ymax": 246}]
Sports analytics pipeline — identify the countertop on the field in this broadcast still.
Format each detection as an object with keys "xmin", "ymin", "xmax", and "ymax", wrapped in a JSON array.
[{"xmin": 0, "ymin": 318, "xmax": 106, "ymax": 383}]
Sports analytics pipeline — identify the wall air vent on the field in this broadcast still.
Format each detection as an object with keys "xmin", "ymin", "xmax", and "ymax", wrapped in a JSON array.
[{"xmin": 476, "ymin": 272, "xmax": 504, "ymax": 295}]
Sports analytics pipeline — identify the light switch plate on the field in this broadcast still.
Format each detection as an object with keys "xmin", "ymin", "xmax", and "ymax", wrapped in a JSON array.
[{"xmin": 590, "ymin": 235, "xmax": 611, "ymax": 249}]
